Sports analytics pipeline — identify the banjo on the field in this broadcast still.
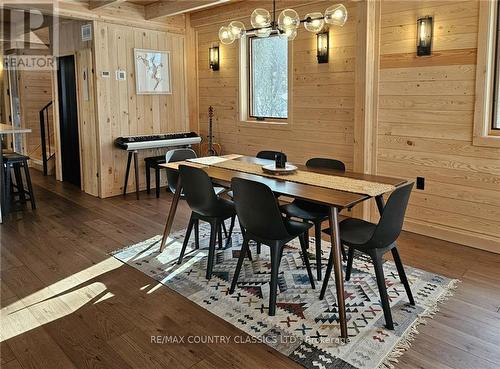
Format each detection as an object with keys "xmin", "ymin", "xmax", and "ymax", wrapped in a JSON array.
[{"xmin": 200, "ymin": 105, "xmax": 222, "ymax": 156}]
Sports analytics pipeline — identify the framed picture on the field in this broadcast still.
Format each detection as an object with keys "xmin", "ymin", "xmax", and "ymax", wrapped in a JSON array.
[{"xmin": 134, "ymin": 48, "xmax": 171, "ymax": 95}]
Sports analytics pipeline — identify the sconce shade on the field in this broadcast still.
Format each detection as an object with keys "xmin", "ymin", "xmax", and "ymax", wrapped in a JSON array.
[
  {"xmin": 255, "ymin": 27, "xmax": 272, "ymax": 38},
  {"xmin": 325, "ymin": 4, "xmax": 348, "ymax": 27},
  {"xmin": 209, "ymin": 46, "xmax": 219, "ymax": 71},
  {"xmin": 229, "ymin": 21, "xmax": 245, "ymax": 39},
  {"xmin": 417, "ymin": 16, "xmax": 433, "ymax": 56},
  {"xmin": 304, "ymin": 12, "xmax": 324, "ymax": 33},
  {"xmin": 317, "ymin": 31, "xmax": 329, "ymax": 63},
  {"xmin": 280, "ymin": 28, "xmax": 297, "ymax": 41},
  {"xmin": 251, "ymin": 8, "xmax": 271, "ymax": 28},
  {"xmin": 278, "ymin": 9, "xmax": 300, "ymax": 31},
  {"xmin": 219, "ymin": 26, "xmax": 235, "ymax": 44}
]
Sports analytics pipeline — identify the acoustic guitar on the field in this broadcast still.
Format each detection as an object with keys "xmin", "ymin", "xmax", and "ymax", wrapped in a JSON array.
[{"xmin": 200, "ymin": 105, "xmax": 222, "ymax": 156}]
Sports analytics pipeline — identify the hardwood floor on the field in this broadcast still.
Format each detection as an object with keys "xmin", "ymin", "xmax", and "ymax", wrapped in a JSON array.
[{"xmin": 1, "ymin": 170, "xmax": 499, "ymax": 369}]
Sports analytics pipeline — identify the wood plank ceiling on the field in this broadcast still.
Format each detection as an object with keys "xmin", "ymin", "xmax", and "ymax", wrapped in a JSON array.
[{"xmin": 91, "ymin": 0, "xmax": 232, "ymax": 18}]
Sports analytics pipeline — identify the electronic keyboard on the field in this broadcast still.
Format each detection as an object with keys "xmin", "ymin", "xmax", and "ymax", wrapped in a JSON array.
[{"xmin": 114, "ymin": 132, "xmax": 201, "ymax": 151}]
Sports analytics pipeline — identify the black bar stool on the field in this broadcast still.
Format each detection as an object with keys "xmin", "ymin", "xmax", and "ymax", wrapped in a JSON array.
[{"xmin": 3, "ymin": 153, "xmax": 36, "ymax": 213}]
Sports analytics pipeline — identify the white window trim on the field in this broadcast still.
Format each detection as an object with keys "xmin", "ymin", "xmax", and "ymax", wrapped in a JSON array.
[
  {"xmin": 238, "ymin": 34, "xmax": 293, "ymax": 128},
  {"xmin": 473, "ymin": 0, "xmax": 500, "ymax": 147}
]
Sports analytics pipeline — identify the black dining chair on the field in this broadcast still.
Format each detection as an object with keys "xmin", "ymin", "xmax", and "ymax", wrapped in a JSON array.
[
  {"xmin": 177, "ymin": 165, "xmax": 245, "ymax": 279},
  {"xmin": 229, "ymin": 177, "xmax": 316, "ymax": 316},
  {"xmin": 165, "ymin": 148, "xmax": 226, "ymax": 196},
  {"xmin": 166, "ymin": 148, "xmax": 232, "ymax": 240},
  {"xmin": 320, "ymin": 182, "xmax": 415, "ymax": 330},
  {"xmin": 281, "ymin": 158, "xmax": 347, "ymax": 281}
]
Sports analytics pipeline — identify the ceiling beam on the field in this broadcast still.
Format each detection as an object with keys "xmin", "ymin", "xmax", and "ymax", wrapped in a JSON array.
[
  {"xmin": 89, "ymin": 0, "xmax": 126, "ymax": 11},
  {"xmin": 145, "ymin": 0, "xmax": 230, "ymax": 20}
]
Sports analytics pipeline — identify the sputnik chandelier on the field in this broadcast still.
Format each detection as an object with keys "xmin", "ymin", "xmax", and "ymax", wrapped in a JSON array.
[{"xmin": 218, "ymin": 0, "xmax": 348, "ymax": 44}]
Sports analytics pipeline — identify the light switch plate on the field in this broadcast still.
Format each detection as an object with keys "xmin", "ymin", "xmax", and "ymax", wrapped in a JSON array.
[{"xmin": 116, "ymin": 70, "xmax": 126, "ymax": 81}]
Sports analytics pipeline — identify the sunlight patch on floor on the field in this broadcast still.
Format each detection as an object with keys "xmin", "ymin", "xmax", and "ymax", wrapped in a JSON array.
[{"xmin": 0, "ymin": 257, "xmax": 122, "ymax": 342}]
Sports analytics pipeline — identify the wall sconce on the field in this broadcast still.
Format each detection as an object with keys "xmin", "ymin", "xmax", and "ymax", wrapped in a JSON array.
[
  {"xmin": 317, "ymin": 31, "xmax": 329, "ymax": 63},
  {"xmin": 417, "ymin": 16, "xmax": 433, "ymax": 56},
  {"xmin": 209, "ymin": 45, "xmax": 219, "ymax": 71}
]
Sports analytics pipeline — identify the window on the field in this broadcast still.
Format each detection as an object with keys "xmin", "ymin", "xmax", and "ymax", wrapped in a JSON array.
[
  {"xmin": 493, "ymin": 3, "xmax": 500, "ymax": 130},
  {"xmin": 248, "ymin": 35, "xmax": 288, "ymax": 120},
  {"xmin": 473, "ymin": 0, "xmax": 500, "ymax": 146}
]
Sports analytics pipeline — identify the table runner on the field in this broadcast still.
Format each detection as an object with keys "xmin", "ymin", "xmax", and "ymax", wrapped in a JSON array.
[{"xmin": 209, "ymin": 159, "xmax": 395, "ymax": 197}]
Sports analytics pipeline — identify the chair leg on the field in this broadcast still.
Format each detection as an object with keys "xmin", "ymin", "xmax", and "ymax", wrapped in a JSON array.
[
  {"xmin": 206, "ymin": 221, "xmax": 218, "ymax": 280},
  {"xmin": 227, "ymin": 215, "xmax": 235, "ymax": 239},
  {"xmin": 22, "ymin": 163, "xmax": 35, "ymax": 210},
  {"xmin": 13, "ymin": 165, "xmax": 25, "ymax": 202},
  {"xmin": 268, "ymin": 245, "xmax": 282, "ymax": 316},
  {"xmin": 299, "ymin": 233, "xmax": 315, "ymax": 290},
  {"xmin": 341, "ymin": 245, "xmax": 347, "ymax": 261},
  {"xmin": 177, "ymin": 216, "xmax": 195, "ymax": 264},
  {"xmin": 194, "ymin": 219, "xmax": 200, "ymax": 249},
  {"xmin": 391, "ymin": 247, "xmax": 415, "ymax": 305},
  {"xmin": 256, "ymin": 242, "xmax": 261, "ymax": 254},
  {"xmin": 217, "ymin": 223, "xmax": 223, "ymax": 249},
  {"xmin": 145, "ymin": 162, "xmax": 151, "ymax": 194},
  {"xmin": 230, "ymin": 236, "xmax": 250, "ymax": 294},
  {"xmin": 5, "ymin": 164, "xmax": 11, "ymax": 214},
  {"xmin": 345, "ymin": 247, "xmax": 355, "ymax": 281},
  {"xmin": 319, "ymin": 249, "xmax": 334, "ymax": 299},
  {"xmin": 314, "ymin": 222, "xmax": 322, "ymax": 281},
  {"xmin": 371, "ymin": 251, "xmax": 394, "ymax": 330},
  {"xmin": 222, "ymin": 221, "xmax": 228, "ymax": 238},
  {"xmin": 155, "ymin": 166, "xmax": 160, "ymax": 198}
]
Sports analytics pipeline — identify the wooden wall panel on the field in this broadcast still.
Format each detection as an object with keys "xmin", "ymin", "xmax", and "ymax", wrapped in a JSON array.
[
  {"xmin": 76, "ymin": 48, "xmax": 99, "ymax": 197},
  {"xmin": 93, "ymin": 21, "xmax": 188, "ymax": 198},
  {"xmin": 191, "ymin": 1, "xmax": 357, "ymax": 167},
  {"xmin": 378, "ymin": 0, "xmax": 500, "ymax": 253},
  {"xmin": 18, "ymin": 70, "xmax": 52, "ymax": 160}
]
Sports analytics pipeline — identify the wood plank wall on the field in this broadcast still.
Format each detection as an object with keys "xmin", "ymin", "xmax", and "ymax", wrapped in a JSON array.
[
  {"xmin": 18, "ymin": 70, "xmax": 52, "ymax": 160},
  {"xmin": 190, "ymin": 0, "xmax": 357, "ymax": 167},
  {"xmin": 378, "ymin": 0, "xmax": 500, "ymax": 253},
  {"xmin": 93, "ymin": 21, "xmax": 189, "ymax": 198}
]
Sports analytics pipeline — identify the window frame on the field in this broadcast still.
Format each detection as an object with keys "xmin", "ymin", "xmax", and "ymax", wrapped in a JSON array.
[
  {"xmin": 473, "ymin": 0, "xmax": 500, "ymax": 146},
  {"xmin": 239, "ymin": 32, "xmax": 292, "ymax": 127},
  {"xmin": 247, "ymin": 34, "xmax": 289, "ymax": 121}
]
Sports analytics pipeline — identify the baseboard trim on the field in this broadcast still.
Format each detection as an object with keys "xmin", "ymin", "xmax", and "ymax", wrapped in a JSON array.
[{"xmin": 404, "ymin": 219, "xmax": 500, "ymax": 254}]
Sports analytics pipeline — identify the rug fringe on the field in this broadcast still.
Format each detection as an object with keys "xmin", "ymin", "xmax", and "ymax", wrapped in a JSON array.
[{"xmin": 377, "ymin": 278, "xmax": 461, "ymax": 369}]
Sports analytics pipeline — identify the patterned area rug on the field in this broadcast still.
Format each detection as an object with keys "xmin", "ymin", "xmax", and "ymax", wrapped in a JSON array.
[{"xmin": 112, "ymin": 222, "xmax": 458, "ymax": 369}]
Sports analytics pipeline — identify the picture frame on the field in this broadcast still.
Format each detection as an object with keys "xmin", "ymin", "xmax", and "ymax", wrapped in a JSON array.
[{"xmin": 134, "ymin": 48, "xmax": 172, "ymax": 95}]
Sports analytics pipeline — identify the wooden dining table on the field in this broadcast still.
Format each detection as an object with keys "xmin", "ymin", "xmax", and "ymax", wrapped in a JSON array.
[{"xmin": 158, "ymin": 155, "xmax": 407, "ymax": 339}]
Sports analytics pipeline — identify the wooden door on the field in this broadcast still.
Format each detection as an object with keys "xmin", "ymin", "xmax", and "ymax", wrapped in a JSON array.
[
  {"xmin": 75, "ymin": 48, "xmax": 100, "ymax": 197},
  {"xmin": 57, "ymin": 55, "xmax": 81, "ymax": 188}
]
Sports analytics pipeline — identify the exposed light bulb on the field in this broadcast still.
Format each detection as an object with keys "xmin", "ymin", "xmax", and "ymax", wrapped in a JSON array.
[
  {"xmin": 325, "ymin": 4, "xmax": 348, "ymax": 27},
  {"xmin": 219, "ymin": 26, "xmax": 235, "ymax": 45},
  {"xmin": 304, "ymin": 12, "xmax": 324, "ymax": 33},
  {"xmin": 333, "ymin": 9, "xmax": 344, "ymax": 19}
]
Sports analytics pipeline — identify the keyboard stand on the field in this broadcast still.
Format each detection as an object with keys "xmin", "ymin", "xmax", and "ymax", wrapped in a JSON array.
[{"xmin": 123, "ymin": 150, "xmax": 140, "ymax": 200}]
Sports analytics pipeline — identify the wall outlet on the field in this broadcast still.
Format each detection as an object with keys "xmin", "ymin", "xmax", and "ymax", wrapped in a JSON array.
[{"xmin": 416, "ymin": 177, "xmax": 425, "ymax": 190}]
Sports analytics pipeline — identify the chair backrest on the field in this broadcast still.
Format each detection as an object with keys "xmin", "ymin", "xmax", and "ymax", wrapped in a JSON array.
[
  {"xmin": 179, "ymin": 165, "xmax": 219, "ymax": 215},
  {"xmin": 369, "ymin": 182, "xmax": 414, "ymax": 249},
  {"xmin": 165, "ymin": 148, "xmax": 197, "ymax": 193},
  {"xmin": 306, "ymin": 157, "xmax": 345, "ymax": 172},
  {"xmin": 231, "ymin": 177, "xmax": 289, "ymax": 240},
  {"xmin": 256, "ymin": 150, "xmax": 282, "ymax": 161}
]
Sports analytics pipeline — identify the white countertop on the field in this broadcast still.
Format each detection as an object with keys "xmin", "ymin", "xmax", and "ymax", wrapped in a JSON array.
[{"xmin": 0, "ymin": 123, "xmax": 32, "ymax": 135}]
